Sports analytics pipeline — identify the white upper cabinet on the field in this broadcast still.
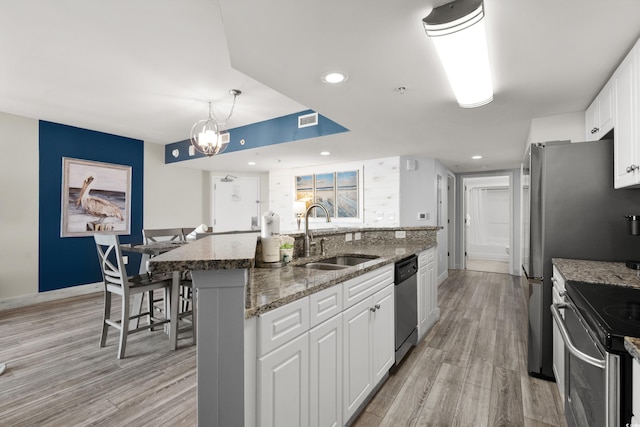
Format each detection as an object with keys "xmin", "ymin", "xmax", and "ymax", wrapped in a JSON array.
[
  {"xmin": 585, "ymin": 80, "xmax": 615, "ymax": 141},
  {"xmin": 586, "ymin": 37, "xmax": 640, "ymax": 188},
  {"xmin": 614, "ymin": 42, "xmax": 640, "ymax": 188}
]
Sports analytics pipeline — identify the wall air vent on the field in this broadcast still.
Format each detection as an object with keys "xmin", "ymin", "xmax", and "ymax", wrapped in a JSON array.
[{"xmin": 298, "ymin": 112, "xmax": 319, "ymax": 128}]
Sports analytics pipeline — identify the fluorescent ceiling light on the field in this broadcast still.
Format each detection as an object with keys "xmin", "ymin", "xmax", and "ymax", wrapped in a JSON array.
[
  {"xmin": 320, "ymin": 151, "xmax": 331, "ymax": 156},
  {"xmin": 423, "ymin": 0, "xmax": 493, "ymax": 108},
  {"xmin": 471, "ymin": 155, "xmax": 482, "ymax": 159}
]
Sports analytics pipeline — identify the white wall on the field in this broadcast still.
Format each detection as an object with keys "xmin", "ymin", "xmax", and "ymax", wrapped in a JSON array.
[
  {"xmin": 0, "ymin": 112, "xmax": 39, "ymax": 299},
  {"xmin": 526, "ymin": 112, "xmax": 585, "ymax": 147},
  {"xmin": 143, "ymin": 142, "xmax": 210, "ymax": 229}
]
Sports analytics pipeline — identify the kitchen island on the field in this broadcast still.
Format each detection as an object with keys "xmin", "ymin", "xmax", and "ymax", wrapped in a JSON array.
[{"xmin": 149, "ymin": 226, "xmax": 439, "ymax": 427}]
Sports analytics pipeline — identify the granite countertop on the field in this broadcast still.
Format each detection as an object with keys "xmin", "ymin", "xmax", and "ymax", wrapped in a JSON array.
[
  {"xmin": 247, "ymin": 241, "xmax": 435, "ymax": 318},
  {"xmin": 552, "ymin": 258, "xmax": 640, "ymax": 290},
  {"xmin": 148, "ymin": 231, "xmax": 436, "ymax": 319},
  {"xmin": 625, "ymin": 337, "xmax": 640, "ymax": 361}
]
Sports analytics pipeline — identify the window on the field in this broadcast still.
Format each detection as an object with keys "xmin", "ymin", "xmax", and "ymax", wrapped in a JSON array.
[{"xmin": 295, "ymin": 170, "xmax": 359, "ymax": 218}]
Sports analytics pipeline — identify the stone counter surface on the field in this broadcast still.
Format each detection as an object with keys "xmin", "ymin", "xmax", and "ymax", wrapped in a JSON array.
[
  {"xmin": 247, "ymin": 241, "xmax": 435, "ymax": 318},
  {"xmin": 148, "ymin": 227, "xmax": 438, "ymax": 318},
  {"xmin": 625, "ymin": 337, "xmax": 640, "ymax": 361},
  {"xmin": 552, "ymin": 258, "xmax": 640, "ymax": 289}
]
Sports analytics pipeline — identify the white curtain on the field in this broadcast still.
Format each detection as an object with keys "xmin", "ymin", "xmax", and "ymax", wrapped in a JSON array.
[{"xmin": 467, "ymin": 187, "xmax": 488, "ymax": 245}]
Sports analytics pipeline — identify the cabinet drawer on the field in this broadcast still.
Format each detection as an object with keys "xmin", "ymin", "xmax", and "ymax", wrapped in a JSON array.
[
  {"xmin": 418, "ymin": 248, "xmax": 435, "ymax": 268},
  {"xmin": 258, "ymin": 297, "xmax": 309, "ymax": 357},
  {"xmin": 552, "ymin": 265, "xmax": 566, "ymax": 293},
  {"xmin": 309, "ymin": 284, "xmax": 343, "ymax": 329},
  {"xmin": 343, "ymin": 264, "xmax": 393, "ymax": 309}
]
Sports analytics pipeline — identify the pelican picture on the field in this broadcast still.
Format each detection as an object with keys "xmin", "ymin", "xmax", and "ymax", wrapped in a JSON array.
[{"xmin": 61, "ymin": 158, "xmax": 131, "ymax": 237}]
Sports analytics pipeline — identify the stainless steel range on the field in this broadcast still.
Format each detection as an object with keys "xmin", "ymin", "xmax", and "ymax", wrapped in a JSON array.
[{"xmin": 552, "ymin": 280, "xmax": 637, "ymax": 427}]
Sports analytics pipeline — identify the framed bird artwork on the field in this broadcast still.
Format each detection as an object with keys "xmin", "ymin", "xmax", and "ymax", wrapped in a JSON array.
[{"xmin": 61, "ymin": 157, "xmax": 131, "ymax": 237}]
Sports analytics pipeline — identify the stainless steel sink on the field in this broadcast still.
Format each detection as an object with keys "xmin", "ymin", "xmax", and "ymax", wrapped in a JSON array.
[
  {"xmin": 302, "ymin": 255, "xmax": 379, "ymax": 270},
  {"xmin": 319, "ymin": 255, "xmax": 379, "ymax": 266},
  {"xmin": 304, "ymin": 262, "xmax": 350, "ymax": 270}
]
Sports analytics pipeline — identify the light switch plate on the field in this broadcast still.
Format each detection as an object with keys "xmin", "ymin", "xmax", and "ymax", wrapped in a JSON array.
[
  {"xmin": 354, "ymin": 232, "xmax": 362, "ymax": 241},
  {"xmin": 345, "ymin": 233, "xmax": 353, "ymax": 242},
  {"xmin": 395, "ymin": 230, "xmax": 406, "ymax": 239}
]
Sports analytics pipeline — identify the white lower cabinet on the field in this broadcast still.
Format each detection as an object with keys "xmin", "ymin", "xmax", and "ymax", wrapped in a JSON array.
[
  {"xmin": 258, "ymin": 333, "xmax": 309, "ymax": 427},
  {"xmin": 309, "ymin": 313, "xmax": 343, "ymax": 427},
  {"xmin": 254, "ymin": 265, "xmax": 396, "ymax": 427},
  {"xmin": 417, "ymin": 248, "xmax": 438, "ymax": 341},
  {"xmin": 632, "ymin": 357, "xmax": 640, "ymax": 425},
  {"xmin": 343, "ymin": 284, "xmax": 394, "ymax": 422}
]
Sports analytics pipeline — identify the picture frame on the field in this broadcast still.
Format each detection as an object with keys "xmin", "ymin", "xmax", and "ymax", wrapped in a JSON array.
[{"xmin": 61, "ymin": 157, "xmax": 131, "ymax": 237}]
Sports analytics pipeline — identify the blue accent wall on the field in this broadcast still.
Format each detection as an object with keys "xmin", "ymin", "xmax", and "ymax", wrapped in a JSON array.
[
  {"xmin": 165, "ymin": 109, "xmax": 349, "ymax": 163},
  {"xmin": 38, "ymin": 121, "xmax": 144, "ymax": 292}
]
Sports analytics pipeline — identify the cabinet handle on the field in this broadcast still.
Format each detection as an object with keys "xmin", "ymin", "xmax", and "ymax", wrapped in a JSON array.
[
  {"xmin": 627, "ymin": 165, "xmax": 639, "ymax": 173},
  {"xmin": 591, "ymin": 127, "xmax": 599, "ymax": 134},
  {"xmin": 375, "ymin": 304, "xmax": 381, "ymax": 310},
  {"xmin": 370, "ymin": 306, "xmax": 377, "ymax": 313}
]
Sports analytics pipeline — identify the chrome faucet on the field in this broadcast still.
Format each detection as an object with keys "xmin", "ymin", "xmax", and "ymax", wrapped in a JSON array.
[{"xmin": 304, "ymin": 203, "xmax": 331, "ymax": 256}]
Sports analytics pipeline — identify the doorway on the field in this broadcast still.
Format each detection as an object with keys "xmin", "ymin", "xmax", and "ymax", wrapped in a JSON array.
[
  {"xmin": 211, "ymin": 175, "xmax": 260, "ymax": 232},
  {"xmin": 463, "ymin": 175, "xmax": 512, "ymax": 274}
]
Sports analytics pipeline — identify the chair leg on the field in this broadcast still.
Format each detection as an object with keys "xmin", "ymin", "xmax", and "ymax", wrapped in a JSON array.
[
  {"xmin": 100, "ymin": 291, "xmax": 112, "ymax": 348},
  {"xmin": 147, "ymin": 290, "xmax": 155, "ymax": 331},
  {"xmin": 118, "ymin": 294, "xmax": 130, "ymax": 359}
]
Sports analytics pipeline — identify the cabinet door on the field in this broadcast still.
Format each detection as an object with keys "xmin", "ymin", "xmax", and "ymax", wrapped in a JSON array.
[
  {"xmin": 258, "ymin": 333, "xmax": 309, "ymax": 427},
  {"xmin": 417, "ymin": 265, "xmax": 428, "ymax": 340},
  {"xmin": 342, "ymin": 297, "xmax": 373, "ymax": 421},
  {"xmin": 371, "ymin": 285, "xmax": 395, "ymax": 386},
  {"xmin": 309, "ymin": 314, "xmax": 343, "ymax": 427},
  {"xmin": 614, "ymin": 50, "xmax": 639, "ymax": 188},
  {"xmin": 585, "ymin": 98, "xmax": 600, "ymax": 141},
  {"xmin": 427, "ymin": 258, "xmax": 437, "ymax": 327},
  {"xmin": 599, "ymin": 81, "xmax": 615, "ymax": 136}
]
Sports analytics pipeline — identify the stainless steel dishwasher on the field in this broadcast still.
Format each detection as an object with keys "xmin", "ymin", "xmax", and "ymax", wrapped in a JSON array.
[{"xmin": 394, "ymin": 255, "xmax": 418, "ymax": 366}]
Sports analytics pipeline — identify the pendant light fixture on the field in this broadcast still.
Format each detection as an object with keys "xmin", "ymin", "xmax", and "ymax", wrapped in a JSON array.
[
  {"xmin": 423, "ymin": 0, "xmax": 493, "ymax": 108},
  {"xmin": 190, "ymin": 89, "xmax": 241, "ymax": 157}
]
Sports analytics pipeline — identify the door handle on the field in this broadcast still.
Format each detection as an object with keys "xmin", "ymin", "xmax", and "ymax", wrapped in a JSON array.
[{"xmin": 550, "ymin": 303, "xmax": 605, "ymax": 369}]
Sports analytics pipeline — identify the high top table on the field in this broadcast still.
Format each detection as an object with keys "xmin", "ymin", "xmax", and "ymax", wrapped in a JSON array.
[{"xmin": 147, "ymin": 233, "xmax": 257, "ymax": 427}]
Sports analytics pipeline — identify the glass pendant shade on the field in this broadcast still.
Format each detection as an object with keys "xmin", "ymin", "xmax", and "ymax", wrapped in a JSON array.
[
  {"xmin": 190, "ymin": 102, "xmax": 229, "ymax": 157},
  {"xmin": 423, "ymin": 0, "xmax": 493, "ymax": 108}
]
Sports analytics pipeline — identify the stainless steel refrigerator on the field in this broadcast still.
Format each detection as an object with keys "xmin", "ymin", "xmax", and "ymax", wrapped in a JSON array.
[{"xmin": 522, "ymin": 139, "xmax": 640, "ymax": 380}]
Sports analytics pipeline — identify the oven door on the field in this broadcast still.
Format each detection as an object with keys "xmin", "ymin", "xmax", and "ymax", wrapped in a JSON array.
[{"xmin": 551, "ymin": 302, "xmax": 619, "ymax": 427}]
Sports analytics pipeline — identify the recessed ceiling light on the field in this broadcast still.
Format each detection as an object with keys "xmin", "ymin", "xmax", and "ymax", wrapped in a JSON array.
[
  {"xmin": 320, "ymin": 151, "xmax": 331, "ymax": 156},
  {"xmin": 472, "ymin": 155, "xmax": 483, "ymax": 160},
  {"xmin": 248, "ymin": 161, "xmax": 256, "ymax": 165},
  {"xmin": 321, "ymin": 72, "xmax": 347, "ymax": 84}
]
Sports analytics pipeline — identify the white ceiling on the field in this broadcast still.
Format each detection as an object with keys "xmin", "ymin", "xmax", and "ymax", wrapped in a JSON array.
[{"xmin": 2, "ymin": 0, "xmax": 640, "ymax": 173}]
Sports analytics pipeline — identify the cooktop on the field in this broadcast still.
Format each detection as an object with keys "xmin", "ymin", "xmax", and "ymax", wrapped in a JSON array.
[{"xmin": 566, "ymin": 280, "xmax": 640, "ymax": 353}]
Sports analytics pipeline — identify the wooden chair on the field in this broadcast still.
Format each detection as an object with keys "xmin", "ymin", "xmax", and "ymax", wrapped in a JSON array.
[
  {"xmin": 143, "ymin": 228, "xmax": 197, "ymax": 344},
  {"xmin": 94, "ymin": 233, "xmax": 173, "ymax": 359}
]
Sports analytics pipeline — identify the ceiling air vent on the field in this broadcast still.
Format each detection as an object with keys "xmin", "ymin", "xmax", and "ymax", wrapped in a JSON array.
[{"xmin": 298, "ymin": 112, "xmax": 318, "ymax": 128}]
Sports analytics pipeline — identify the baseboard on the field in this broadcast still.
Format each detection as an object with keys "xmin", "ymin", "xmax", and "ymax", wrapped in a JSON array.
[
  {"xmin": 0, "ymin": 282, "xmax": 102, "ymax": 312},
  {"xmin": 438, "ymin": 269, "xmax": 448, "ymax": 285}
]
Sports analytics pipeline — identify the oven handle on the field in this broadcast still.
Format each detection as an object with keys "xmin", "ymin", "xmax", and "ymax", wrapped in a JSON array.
[{"xmin": 551, "ymin": 303, "xmax": 606, "ymax": 369}]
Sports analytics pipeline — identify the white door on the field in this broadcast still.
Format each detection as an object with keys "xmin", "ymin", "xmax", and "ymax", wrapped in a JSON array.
[
  {"xmin": 309, "ymin": 314, "xmax": 343, "ymax": 427},
  {"xmin": 342, "ymin": 298, "xmax": 372, "ymax": 421},
  {"xmin": 257, "ymin": 333, "xmax": 309, "ymax": 427},
  {"xmin": 371, "ymin": 285, "xmax": 394, "ymax": 385},
  {"xmin": 212, "ymin": 176, "xmax": 260, "ymax": 232}
]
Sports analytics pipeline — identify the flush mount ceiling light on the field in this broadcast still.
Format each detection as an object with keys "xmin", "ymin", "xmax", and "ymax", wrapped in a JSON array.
[
  {"xmin": 321, "ymin": 72, "xmax": 347, "ymax": 84},
  {"xmin": 190, "ymin": 89, "xmax": 241, "ymax": 157},
  {"xmin": 472, "ymin": 155, "xmax": 483, "ymax": 159},
  {"xmin": 320, "ymin": 151, "xmax": 331, "ymax": 156},
  {"xmin": 423, "ymin": 0, "xmax": 493, "ymax": 108}
]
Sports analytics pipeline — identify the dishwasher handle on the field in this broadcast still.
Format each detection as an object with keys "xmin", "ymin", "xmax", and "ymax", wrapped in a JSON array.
[{"xmin": 551, "ymin": 303, "xmax": 605, "ymax": 369}]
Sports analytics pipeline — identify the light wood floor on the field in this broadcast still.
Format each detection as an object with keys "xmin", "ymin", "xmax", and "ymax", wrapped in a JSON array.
[
  {"xmin": 466, "ymin": 257, "xmax": 510, "ymax": 274},
  {"xmin": 0, "ymin": 270, "xmax": 565, "ymax": 427},
  {"xmin": 352, "ymin": 269, "xmax": 567, "ymax": 427}
]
